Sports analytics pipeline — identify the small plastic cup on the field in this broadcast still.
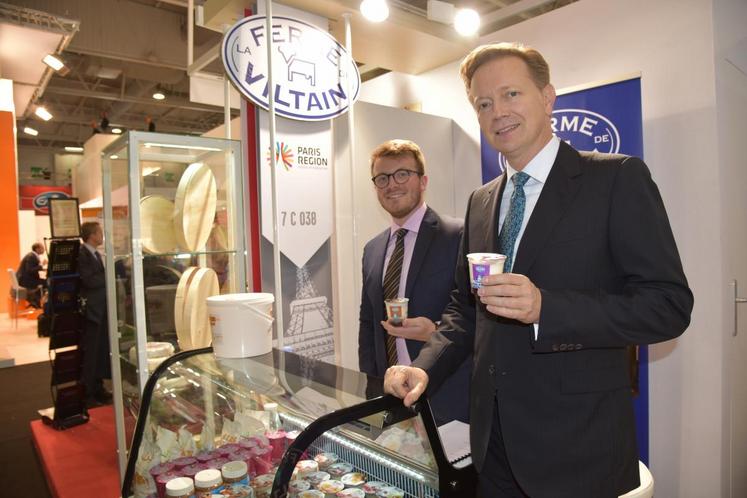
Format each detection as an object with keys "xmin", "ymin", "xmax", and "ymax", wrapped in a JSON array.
[
  {"xmin": 466, "ymin": 253, "xmax": 507, "ymax": 290},
  {"xmin": 384, "ymin": 297, "xmax": 409, "ymax": 326}
]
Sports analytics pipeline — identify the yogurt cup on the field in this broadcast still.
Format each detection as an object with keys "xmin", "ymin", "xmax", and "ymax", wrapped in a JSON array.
[
  {"xmin": 384, "ymin": 298, "xmax": 408, "ymax": 326},
  {"xmin": 466, "ymin": 253, "xmax": 506, "ymax": 289}
]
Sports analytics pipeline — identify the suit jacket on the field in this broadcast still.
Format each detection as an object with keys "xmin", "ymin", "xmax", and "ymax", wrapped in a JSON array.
[
  {"xmin": 359, "ymin": 206, "xmax": 471, "ymax": 424},
  {"xmin": 78, "ymin": 245, "xmax": 107, "ymax": 325},
  {"xmin": 413, "ymin": 142, "xmax": 693, "ymax": 497},
  {"xmin": 17, "ymin": 251, "xmax": 44, "ymax": 289}
]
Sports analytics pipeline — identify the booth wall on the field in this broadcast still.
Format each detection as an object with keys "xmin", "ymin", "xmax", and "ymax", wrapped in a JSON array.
[
  {"xmin": 360, "ymin": 0, "xmax": 746, "ymax": 495},
  {"xmin": 0, "ymin": 79, "xmax": 20, "ymax": 314}
]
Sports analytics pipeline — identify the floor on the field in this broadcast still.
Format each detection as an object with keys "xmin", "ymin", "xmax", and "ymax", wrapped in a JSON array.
[{"xmin": 0, "ymin": 311, "xmax": 50, "ymax": 368}]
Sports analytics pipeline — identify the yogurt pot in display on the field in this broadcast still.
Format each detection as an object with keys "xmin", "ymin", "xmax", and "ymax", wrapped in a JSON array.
[
  {"xmin": 326, "ymin": 463, "xmax": 353, "ymax": 478},
  {"xmin": 288, "ymin": 478, "xmax": 311, "ymax": 496},
  {"xmin": 316, "ymin": 479, "xmax": 344, "ymax": 497},
  {"xmin": 376, "ymin": 486, "xmax": 405, "ymax": 498},
  {"xmin": 340, "ymin": 472, "xmax": 366, "ymax": 487},
  {"xmin": 361, "ymin": 481, "xmax": 386, "ymax": 497},
  {"xmin": 298, "ymin": 491, "xmax": 325, "ymax": 498},
  {"xmin": 313, "ymin": 452, "xmax": 338, "ymax": 469},
  {"xmin": 337, "ymin": 488, "xmax": 365, "ymax": 498},
  {"xmin": 305, "ymin": 471, "xmax": 331, "ymax": 487},
  {"xmin": 250, "ymin": 473, "xmax": 275, "ymax": 498},
  {"xmin": 295, "ymin": 459, "xmax": 319, "ymax": 478}
]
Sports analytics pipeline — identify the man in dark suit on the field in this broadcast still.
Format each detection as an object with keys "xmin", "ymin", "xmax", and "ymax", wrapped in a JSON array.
[
  {"xmin": 359, "ymin": 139, "xmax": 470, "ymax": 424},
  {"xmin": 16, "ymin": 242, "xmax": 46, "ymax": 307},
  {"xmin": 384, "ymin": 43, "xmax": 693, "ymax": 497},
  {"xmin": 78, "ymin": 221, "xmax": 111, "ymax": 406}
]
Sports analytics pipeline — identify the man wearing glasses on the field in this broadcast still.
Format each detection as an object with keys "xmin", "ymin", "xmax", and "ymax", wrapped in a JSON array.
[{"xmin": 358, "ymin": 139, "xmax": 470, "ymax": 424}]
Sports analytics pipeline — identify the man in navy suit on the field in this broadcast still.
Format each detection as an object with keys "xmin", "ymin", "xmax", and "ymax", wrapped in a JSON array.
[
  {"xmin": 384, "ymin": 43, "xmax": 693, "ymax": 497},
  {"xmin": 359, "ymin": 139, "xmax": 470, "ymax": 424},
  {"xmin": 78, "ymin": 221, "xmax": 112, "ymax": 406}
]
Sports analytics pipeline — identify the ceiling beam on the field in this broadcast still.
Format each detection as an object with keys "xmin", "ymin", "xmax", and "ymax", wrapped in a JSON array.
[
  {"xmin": 44, "ymin": 84, "xmax": 226, "ymax": 113},
  {"xmin": 480, "ymin": 0, "xmax": 557, "ymax": 25}
]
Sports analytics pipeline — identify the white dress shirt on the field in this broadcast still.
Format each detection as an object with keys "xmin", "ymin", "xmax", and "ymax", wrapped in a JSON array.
[{"xmin": 498, "ymin": 135, "xmax": 561, "ymax": 338}]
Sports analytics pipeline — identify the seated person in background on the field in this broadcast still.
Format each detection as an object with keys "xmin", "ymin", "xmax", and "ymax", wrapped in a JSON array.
[{"xmin": 16, "ymin": 242, "xmax": 46, "ymax": 307}]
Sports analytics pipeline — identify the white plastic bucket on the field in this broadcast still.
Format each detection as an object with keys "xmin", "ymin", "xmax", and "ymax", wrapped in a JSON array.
[{"xmin": 207, "ymin": 293, "xmax": 275, "ymax": 358}]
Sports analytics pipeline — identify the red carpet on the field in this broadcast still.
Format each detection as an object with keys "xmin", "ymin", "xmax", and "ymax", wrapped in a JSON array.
[{"xmin": 30, "ymin": 405, "xmax": 120, "ymax": 498}]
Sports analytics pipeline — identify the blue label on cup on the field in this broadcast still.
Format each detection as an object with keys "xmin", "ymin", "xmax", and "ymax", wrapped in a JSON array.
[{"xmin": 471, "ymin": 263, "xmax": 491, "ymax": 288}]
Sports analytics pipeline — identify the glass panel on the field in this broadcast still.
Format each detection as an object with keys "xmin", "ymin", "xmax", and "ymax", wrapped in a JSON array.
[{"xmin": 129, "ymin": 351, "xmax": 440, "ymax": 498}]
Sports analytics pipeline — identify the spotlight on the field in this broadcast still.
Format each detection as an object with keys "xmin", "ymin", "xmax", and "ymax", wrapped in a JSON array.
[
  {"xmin": 454, "ymin": 8, "xmax": 480, "ymax": 36},
  {"xmin": 24, "ymin": 126, "xmax": 39, "ymax": 136},
  {"xmin": 64, "ymin": 146, "xmax": 84, "ymax": 152},
  {"xmin": 152, "ymin": 89, "xmax": 166, "ymax": 100},
  {"xmin": 111, "ymin": 127, "xmax": 123, "ymax": 134},
  {"xmin": 360, "ymin": 0, "xmax": 389, "ymax": 22},
  {"xmin": 110, "ymin": 154, "xmax": 119, "ymax": 160},
  {"xmin": 35, "ymin": 106, "xmax": 53, "ymax": 121}
]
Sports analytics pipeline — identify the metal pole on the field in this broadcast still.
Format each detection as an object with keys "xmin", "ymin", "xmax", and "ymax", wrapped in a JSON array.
[
  {"xmin": 264, "ymin": 0, "xmax": 284, "ymax": 348},
  {"xmin": 343, "ymin": 13, "xmax": 360, "ymax": 306},
  {"xmin": 187, "ymin": 0, "xmax": 194, "ymax": 65}
]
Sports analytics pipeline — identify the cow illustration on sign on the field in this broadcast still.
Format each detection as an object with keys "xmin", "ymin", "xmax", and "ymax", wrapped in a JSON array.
[{"xmin": 278, "ymin": 45, "xmax": 316, "ymax": 86}]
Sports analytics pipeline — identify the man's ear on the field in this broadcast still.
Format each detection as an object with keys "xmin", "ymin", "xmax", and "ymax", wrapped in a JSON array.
[{"xmin": 543, "ymin": 84, "xmax": 556, "ymax": 115}]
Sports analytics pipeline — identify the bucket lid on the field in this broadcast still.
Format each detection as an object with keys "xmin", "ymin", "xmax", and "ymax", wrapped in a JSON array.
[{"xmin": 207, "ymin": 293, "xmax": 274, "ymax": 305}]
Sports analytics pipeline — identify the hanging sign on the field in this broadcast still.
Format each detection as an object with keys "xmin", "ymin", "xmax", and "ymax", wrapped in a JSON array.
[
  {"xmin": 258, "ymin": 117, "xmax": 333, "ymax": 268},
  {"xmin": 222, "ymin": 15, "xmax": 361, "ymax": 121}
]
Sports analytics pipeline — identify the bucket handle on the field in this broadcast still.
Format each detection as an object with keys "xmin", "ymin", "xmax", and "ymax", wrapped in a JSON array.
[{"xmin": 241, "ymin": 302, "xmax": 274, "ymax": 323}]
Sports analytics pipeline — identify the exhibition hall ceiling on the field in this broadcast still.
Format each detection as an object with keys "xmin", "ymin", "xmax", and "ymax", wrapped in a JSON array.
[{"xmin": 1, "ymin": 0, "xmax": 576, "ymax": 153}]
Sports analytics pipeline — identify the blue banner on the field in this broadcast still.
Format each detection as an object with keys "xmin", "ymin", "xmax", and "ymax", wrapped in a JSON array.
[{"xmin": 480, "ymin": 77, "xmax": 649, "ymax": 463}]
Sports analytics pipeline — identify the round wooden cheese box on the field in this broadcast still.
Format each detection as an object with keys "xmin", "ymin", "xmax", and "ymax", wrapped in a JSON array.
[
  {"xmin": 184, "ymin": 267, "xmax": 220, "ymax": 349},
  {"xmin": 173, "ymin": 162, "xmax": 217, "ymax": 252},
  {"xmin": 174, "ymin": 266, "xmax": 199, "ymax": 350},
  {"xmin": 139, "ymin": 195, "xmax": 178, "ymax": 254}
]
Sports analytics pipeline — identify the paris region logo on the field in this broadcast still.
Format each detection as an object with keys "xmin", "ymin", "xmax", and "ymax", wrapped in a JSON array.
[{"xmin": 266, "ymin": 142, "xmax": 294, "ymax": 171}]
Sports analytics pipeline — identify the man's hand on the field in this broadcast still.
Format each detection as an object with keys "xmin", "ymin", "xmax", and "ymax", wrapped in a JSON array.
[
  {"xmin": 383, "ymin": 366, "xmax": 429, "ymax": 408},
  {"xmin": 380, "ymin": 316, "xmax": 436, "ymax": 342},
  {"xmin": 477, "ymin": 273, "xmax": 542, "ymax": 323}
]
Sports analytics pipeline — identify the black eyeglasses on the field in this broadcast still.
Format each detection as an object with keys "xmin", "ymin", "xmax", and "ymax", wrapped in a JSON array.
[{"xmin": 371, "ymin": 169, "xmax": 421, "ymax": 189}]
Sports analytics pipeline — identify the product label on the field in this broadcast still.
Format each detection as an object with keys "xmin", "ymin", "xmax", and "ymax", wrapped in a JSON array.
[{"xmin": 471, "ymin": 263, "xmax": 491, "ymax": 288}]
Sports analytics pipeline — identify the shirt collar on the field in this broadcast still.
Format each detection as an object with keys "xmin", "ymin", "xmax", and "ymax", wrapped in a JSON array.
[
  {"xmin": 505, "ymin": 135, "xmax": 560, "ymax": 185},
  {"xmin": 83, "ymin": 242, "xmax": 99, "ymax": 255},
  {"xmin": 390, "ymin": 202, "xmax": 427, "ymax": 238}
]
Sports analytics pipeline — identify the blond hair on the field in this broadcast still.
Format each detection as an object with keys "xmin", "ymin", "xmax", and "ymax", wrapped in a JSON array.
[{"xmin": 460, "ymin": 42, "xmax": 550, "ymax": 93}]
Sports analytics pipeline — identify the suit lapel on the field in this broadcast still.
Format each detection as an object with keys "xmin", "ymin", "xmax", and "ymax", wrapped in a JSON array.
[
  {"xmin": 512, "ymin": 141, "xmax": 583, "ymax": 275},
  {"xmin": 370, "ymin": 229, "xmax": 389, "ymax": 314},
  {"xmin": 404, "ymin": 207, "xmax": 436, "ymax": 297},
  {"xmin": 485, "ymin": 175, "xmax": 508, "ymax": 253}
]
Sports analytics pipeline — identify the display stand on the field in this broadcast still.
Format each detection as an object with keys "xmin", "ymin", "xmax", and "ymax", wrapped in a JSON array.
[{"xmin": 39, "ymin": 198, "xmax": 89, "ymax": 430}]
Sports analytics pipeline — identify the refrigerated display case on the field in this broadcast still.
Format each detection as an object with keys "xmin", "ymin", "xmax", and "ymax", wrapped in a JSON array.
[
  {"xmin": 121, "ymin": 348, "xmax": 476, "ymax": 498},
  {"xmin": 101, "ymin": 131, "xmax": 247, "ymax": 475}
]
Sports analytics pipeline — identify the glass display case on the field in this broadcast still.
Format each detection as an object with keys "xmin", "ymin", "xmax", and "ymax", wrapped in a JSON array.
[
  {"xmin": 101, "ymin": 131, "xmax": 247, "ymax": 475},
  {"xmin": 121, "ymin": 348, "xmax": 476, "ymax": 498}
]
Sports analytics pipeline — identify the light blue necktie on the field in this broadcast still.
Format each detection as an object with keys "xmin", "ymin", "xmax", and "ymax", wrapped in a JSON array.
[{"xmin": 498, "ymin": 171, "xmax": 530, "ymax": 273}]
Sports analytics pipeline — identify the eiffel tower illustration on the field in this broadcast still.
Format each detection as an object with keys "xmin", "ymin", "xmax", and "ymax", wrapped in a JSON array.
[{"xmin": 283, "ymin": 265, "xmax": 335, "ymax": 362}]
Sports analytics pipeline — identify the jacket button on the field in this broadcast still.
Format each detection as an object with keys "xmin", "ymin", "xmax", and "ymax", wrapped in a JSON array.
[
  {"xmin": 552, "ymin": 344, "xmax": 559, "ymax": 352},
  {"xmin": 576, "ymin": 344, "xmax": 583, "ymax": 350},
  {"xmin": 559, "ymin": 344, "xmax": 567, "ymax": 351},
  {"xmin": 488, "ymin": 364, "xmax": 495, "ymax": 375}
]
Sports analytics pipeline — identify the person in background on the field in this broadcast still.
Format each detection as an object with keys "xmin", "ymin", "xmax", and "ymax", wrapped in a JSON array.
[
  {"xmin": 384, "ymin": 42, "xmax": 693, "ymax": 497},
  {"xmin": 16, "ymin": 242, "xmax": 46, "ymax": 307},
  {"xmin": 359, "ymin": 139, "xmax": 471, "ymax": 424},
  {"xmin": 78, "ymin": 221, "xmax": 112, "ymax": 407}
]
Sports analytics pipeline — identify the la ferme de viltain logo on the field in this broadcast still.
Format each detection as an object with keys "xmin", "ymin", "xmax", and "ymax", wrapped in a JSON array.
[{"xmin": 221, "ymin": 15, "xmax": 361, "ymax": 121}]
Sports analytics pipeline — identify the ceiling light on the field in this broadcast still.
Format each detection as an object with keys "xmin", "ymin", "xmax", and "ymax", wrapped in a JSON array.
[
  {"xmin": 35, "ymin": 106, "xmax": 53, "ymax": 121},
  {"xmin": 152, "ymin": 90, "xmax": 166, "ymax": 100},
  {"xmin": 65, "ymin": 146, "xmax": 84, "ymax": 153},
  {"xmin": 24, "ymin": 126, "xmax": 39, "ymax": 136},
  {"xmin": 110, "ymin": 154, "xmax": 119, "ymax": 159},
  {"xmin": 454, "ymin": 8, "xmax": 480, "ymax": 36},
  {"xmin": 111, "ymin": 127, "xmax": 122, "ymax": 134},
  {"xmin": 360, "ymin": 0, "xmax": 389, "ymax": 22},
  {"xmin": 42, "ymin": 54, "xmax": 65, "ymax": 71}
]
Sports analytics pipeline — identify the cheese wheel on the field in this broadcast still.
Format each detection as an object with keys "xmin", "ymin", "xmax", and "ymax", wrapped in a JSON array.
[
  {"xmin": 184, "ymin": 268, "xmax": 220, "ymax": 349},
  {"xmin": 174, "ymin": 266, "xmax": 199, "ymax": 350},
  {"xmin": 173, "ymin": 162, "xmax": 217, "ymax": 252},
  {"xmin": 140, "ymin": 195, "xmax": 178, "ymax": 254}
]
